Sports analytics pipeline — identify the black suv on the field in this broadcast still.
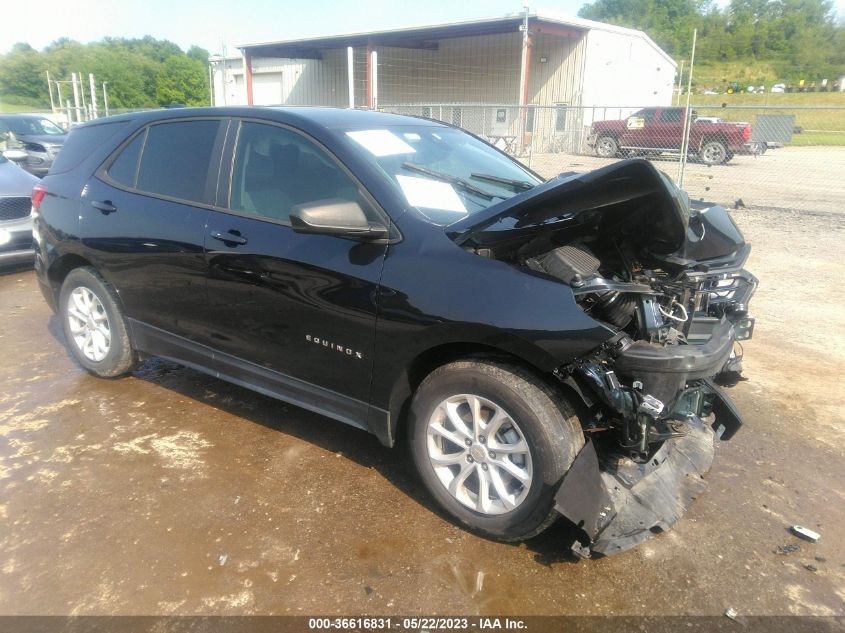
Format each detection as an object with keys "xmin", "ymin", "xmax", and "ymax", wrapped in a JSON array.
[{"xmin": 34, "ymin": 108, "xmax": 757, "ymax": 557}]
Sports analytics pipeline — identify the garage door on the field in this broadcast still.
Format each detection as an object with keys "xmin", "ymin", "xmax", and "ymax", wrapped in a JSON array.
[{"xmin": 252, "ymin": 73, "xmax": 284, "ymax": 106}]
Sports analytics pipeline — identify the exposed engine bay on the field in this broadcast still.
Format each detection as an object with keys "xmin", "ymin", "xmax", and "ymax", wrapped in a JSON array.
[{"xmin": 450, "ymin": 159, "xmax": 758, "ymax": 556}]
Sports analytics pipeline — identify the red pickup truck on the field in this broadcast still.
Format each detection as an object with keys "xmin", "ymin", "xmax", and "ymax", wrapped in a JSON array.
[{"xmin": 587, "ymin": 107, "xmax": 752, "ymax": 165}]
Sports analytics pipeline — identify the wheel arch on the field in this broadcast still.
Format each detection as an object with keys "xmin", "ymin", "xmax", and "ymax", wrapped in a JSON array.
[
  {"xmin": 379, "ymin": 341, "xmax": 582, "ymax": 448},
  {"xmin": 48, "ymin": 255, "xmax": 133, "ymax": 340},
  {"xmin": 47, "ymin": 253, "xmax": 95, "ymax": 303},
  {"xmin": 697, "ymin": 133, "xmax": 729, "ymax": 150}
]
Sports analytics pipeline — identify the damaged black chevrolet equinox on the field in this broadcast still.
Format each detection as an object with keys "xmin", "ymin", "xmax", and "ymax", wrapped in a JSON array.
[{"xmin": 33, "ymin": 108, "xmax": 757, "ymax": 557}]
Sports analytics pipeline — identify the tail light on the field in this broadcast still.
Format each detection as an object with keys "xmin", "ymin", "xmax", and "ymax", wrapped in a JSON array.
[
  {"xmin": 31, "ymin": 183, "xmax": 47, "ymax": 210},
  {"xmin": 742, "ymin": 125, "xmax": 751, "ymax": 141}
]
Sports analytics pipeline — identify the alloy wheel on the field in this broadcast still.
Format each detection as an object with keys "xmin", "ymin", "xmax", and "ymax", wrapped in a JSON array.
[
  {"xmin": 426, "ymin": 394, "xmax": 533, "ymax": 515},
  {"xmin": 67, "ymin": 286, "xmax": 111, "ymax": 362},
  {"xmin": 702, "ymin": 142, "xmax": 726, "ymax": 164}
]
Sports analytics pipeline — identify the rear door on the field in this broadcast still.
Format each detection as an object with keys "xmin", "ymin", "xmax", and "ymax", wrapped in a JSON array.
[
  {"xmin": 201, "ymin": 119, "xmax": 389, "ymax": 422},
  {"xmin": 651, "ymin": 108, "xmax": 685, "ymax": 150},
  {"xmin": 84, "ymin": 117, "xmax": 226, "ymax": 343}
]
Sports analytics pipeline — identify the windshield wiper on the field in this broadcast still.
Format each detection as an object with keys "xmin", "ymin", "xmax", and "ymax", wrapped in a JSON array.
[
  {"xmin": 470, "ymin": 172, "xmax": 535, "ymax": 192},
  {"xmin": 401, "ymin": 162, "xmax": 502, "ymax": 201}
]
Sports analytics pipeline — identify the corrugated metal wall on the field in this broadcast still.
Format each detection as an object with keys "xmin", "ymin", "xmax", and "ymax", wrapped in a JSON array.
[
  {"xmin": 526, "ymin": 33, "xmax": 587, "ymax": 146},
  {"xmin": 249, "ymin": 51, "xmax": 348, "ymax": 106},
  {"xmin": 224, "ymin": 31, "xmax": 591, "ymax": 111},
  {"xmin": 376, "ymin": 33, "xmax": 522, "ymax": 104}
]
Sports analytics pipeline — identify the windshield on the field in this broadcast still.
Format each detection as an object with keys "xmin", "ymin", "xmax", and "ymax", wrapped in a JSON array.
[
  {"xmin": 4, "ymin": 117, "xmax": 66, "ymax": 136},
  {"xmin": 343, "ymin": 125, "xmax": 542, "ymax": 224}
]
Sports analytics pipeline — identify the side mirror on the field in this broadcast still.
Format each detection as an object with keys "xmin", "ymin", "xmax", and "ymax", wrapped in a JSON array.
[
  {"xmin": 290, "ymin": 198, "xmax": 389, "ymax": 240},
  {"xmin": 3, "ymin": 149, "xmax": 28, "ymax": 163}
]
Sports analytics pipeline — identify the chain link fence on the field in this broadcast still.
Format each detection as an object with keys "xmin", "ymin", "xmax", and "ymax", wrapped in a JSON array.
[{"xmin": 383, "ymin": 103, "xmax": 845, "ymax": 214}]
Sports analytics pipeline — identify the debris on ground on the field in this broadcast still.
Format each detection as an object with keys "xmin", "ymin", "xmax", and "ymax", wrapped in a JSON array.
[
  {"xmin": 218, "ymin": 554, "xmax": 228, "ymax": 566},
  {"xmin": 724, "ymin": 607, "xmax": 747, "ymax": 626},
  {"xmin": 815, "ymin": 556, "xmax": 826, "ymax": 562},
  {"xmin": 805, "ymin": 564, "xmax": 818, "ymax": 572},
  {"xmin": 790, "ymin": 525, "xmax": 821, "ymax": 542},
  {"xmin": 775, "ymin": 543, "xmax": 801, "ymax": 555}
]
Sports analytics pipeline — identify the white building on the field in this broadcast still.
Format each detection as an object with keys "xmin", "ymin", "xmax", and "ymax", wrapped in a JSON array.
[{"xmin": 211, "ymin": 13, "xmax": 676, "ymax": 151}]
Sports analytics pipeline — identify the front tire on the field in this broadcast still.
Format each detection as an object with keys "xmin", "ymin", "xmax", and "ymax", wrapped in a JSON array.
[
  {"xmin": 59, "ymin": 267, "xmax": 138, "ymax": 377},
  {"xmin": 409, "ymin": 360, "xmax": 584, "ymax": 542},
  {"xmin": 595, "ymin": 135, "xmax": 619, "ymax": 158}
]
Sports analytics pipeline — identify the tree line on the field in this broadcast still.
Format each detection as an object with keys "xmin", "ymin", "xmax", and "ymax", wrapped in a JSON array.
[
  {"xmin": 579, "ymin": 0, "xmax": 845, "ymax": 84},
  {"xmin": 0, "ymin": 37, "xmax": 210, "ymax": 110}
]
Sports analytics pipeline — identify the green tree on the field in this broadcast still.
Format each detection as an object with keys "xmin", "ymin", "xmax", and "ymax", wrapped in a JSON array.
[{"xmin": 154, "ymin": 55, "xmax": 208, "ymax": 106}]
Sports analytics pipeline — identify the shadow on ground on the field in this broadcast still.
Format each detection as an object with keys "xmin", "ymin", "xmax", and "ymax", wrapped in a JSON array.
[{"xmin": 46, "ymin": 314, "xmax": 586, "ymax": 567}]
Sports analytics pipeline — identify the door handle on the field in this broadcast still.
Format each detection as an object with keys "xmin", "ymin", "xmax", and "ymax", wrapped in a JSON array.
[
  {"xmin": 210, "ymin": 230, "xmax": 248, "ymax": 246},
  {"xmin": 91, "ymin": 200, "xmax": 117, "ymax": 215}
]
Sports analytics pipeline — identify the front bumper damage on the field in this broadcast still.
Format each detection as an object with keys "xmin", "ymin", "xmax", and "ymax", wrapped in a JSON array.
[
  {"xmin": 555, "ymin": 416, "xmax": 716, "ymax": 557},
  {"xmin": 553, "ymin": 317, "xmax": 746, "ymax": 557}
]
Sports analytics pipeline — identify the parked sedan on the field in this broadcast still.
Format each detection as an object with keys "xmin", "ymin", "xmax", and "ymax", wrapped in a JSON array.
[
  {"xmin": 0, "ymin": 150, "xmax": 38, "ymax": 267},
  {"xmin": 0, "ymin": 114, "xmax": 67, "ymax": 176},
  {"xmin": 34, "ymin": 108, "xmax": 756, "ymax": 557}
]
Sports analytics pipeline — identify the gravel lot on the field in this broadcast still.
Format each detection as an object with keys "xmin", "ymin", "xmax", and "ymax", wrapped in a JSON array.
[
  {"xmin": 528, "ymin": 146, "xmax": 845, "ymax": 214},
  {"xmin": 0, "ymin": 166, "xmax": 843, "ymax": 617}
]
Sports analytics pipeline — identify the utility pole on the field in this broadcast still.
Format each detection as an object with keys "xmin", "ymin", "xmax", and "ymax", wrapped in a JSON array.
[
  {"xmin": 46, "ymin": 71, "xmax": 56, "ymax": 112},
  {"xmin": 71, "ymin": 73, "xmax": 81, "ymax": 122},
  {"xmin": 89, "ymin": 73, "xmax": 98, "ymax": 119},
  {"xmin": 675, "ymin": 59, "xmax": 684, "ymax": 106},
  {"xmin": 78, "ymin": 71, "xmax": 87, "ymax": 120},
  {"xmin": 371, "ymin": 50, "xmax": 378, "ymax": 110},
  {"xmin": 678, "ymin": 29, "xmax": 697, "ymax": 187},
  {"xmin": 347, "ymin": 46, "xmax": 355, "ymax": 109},
  {"xmin": 518, "ymin": 5, "xmax": 532, "ymax": 154}
]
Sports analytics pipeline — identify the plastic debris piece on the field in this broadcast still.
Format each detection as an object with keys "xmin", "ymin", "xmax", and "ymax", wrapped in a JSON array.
[{"xmin": 791, "ymin": 525, "xmax": 820, "ymax": 542}]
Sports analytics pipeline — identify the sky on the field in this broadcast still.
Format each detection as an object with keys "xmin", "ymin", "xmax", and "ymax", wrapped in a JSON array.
[
  {"xmin": 4, "ymin": 0, "xmax": 844, "ymax": 56},
  {"xmin": 2, "ymin": 0, "xmax": 589, "ymax": 55}
]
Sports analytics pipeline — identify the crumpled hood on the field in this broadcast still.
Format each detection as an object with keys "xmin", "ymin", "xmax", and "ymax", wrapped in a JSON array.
[
  {"xmin": 15, "ymin": 133, "xmax": 66, "ymax": 147},
  {"xmin": 448, "ymin": 159, "xmax": 690, "ymax": 255}
]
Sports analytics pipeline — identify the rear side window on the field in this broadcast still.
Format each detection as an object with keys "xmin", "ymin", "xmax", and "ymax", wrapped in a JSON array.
[
  {"xmin": 661, "ymin": 110, "xmax": 683, "ymax": 123},
  {"xmin": 50, "ymin": 121, "xmax": 129, "ymax": 174},
  {"xmin": 107, "ymin": 131, "xmax": 145, "ymax": 187},
  {"xmin": 135, "ymin": 120, "xmax": 220, "ymax": 203}
]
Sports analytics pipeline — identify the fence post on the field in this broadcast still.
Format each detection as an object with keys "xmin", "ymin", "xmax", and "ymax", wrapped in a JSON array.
[{"xmin": 678, "ymin": 28, "xmax": 697, "ymax": 187}]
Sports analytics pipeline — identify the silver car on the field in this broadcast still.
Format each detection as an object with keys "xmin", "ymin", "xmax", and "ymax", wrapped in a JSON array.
[{"xmin": 0, "ymin": 150, "xmax": 39, "ymax": 267}]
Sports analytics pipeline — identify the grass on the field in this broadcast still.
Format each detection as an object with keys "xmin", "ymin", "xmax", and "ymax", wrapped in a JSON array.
[
  {"xmin": 789, "ymin": 131, "xmax": 845, "ymax": 146},
  {"xmin": 0, "ymin": 95, "xmax": 50, "ymax": 113},
  {"xmin": 690, "ymin": 92, "xmax": 845, "ymax": 107},
  {"xmin": 687, "ymin": 92, "xmax": 845, "ymax": 146}
]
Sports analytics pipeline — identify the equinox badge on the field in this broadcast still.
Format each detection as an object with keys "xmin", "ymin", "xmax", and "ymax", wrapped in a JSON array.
[{"xmin": 306, "ymin": 334, "xmax": 363, "ymax": 359}]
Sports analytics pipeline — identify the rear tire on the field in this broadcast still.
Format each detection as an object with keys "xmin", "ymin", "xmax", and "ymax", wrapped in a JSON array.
[
  {"xmin": 699, "ymin": 140, "xmax": 728, "ymax": 165},
  {"xmin": 59, "ymin": 267, "xmax": 138, "ymax": 378},
  {"xmin": 408, "ymin": 359, "xmax": 584, "ymax": 542}
]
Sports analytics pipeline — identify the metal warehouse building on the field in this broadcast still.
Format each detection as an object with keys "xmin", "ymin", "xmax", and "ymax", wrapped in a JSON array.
[{"xmin": 210, "ymin": 13, "xmax": 676, "ymax": 151}]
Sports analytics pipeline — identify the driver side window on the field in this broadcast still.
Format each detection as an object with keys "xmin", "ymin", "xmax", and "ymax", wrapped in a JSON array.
[{"xmin": 230, "ymin": 122, "xmax": 361, "ymax": 223}]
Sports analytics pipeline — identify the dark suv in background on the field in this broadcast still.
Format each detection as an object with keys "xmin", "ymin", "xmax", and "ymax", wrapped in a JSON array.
[{"xmin": 33, "ymin": 107, "xmax": 757, "ymax": 557}]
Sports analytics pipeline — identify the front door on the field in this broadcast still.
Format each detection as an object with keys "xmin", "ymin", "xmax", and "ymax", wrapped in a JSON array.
[
  {"xmin": 203, "ymin": 120, "xmax": 389, "ymax": 421},
  {"xmin": 619, "ymin": 108, "xmax": 657, "ymax": 148}
]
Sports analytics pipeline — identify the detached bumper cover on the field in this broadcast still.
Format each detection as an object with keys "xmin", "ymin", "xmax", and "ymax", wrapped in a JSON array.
[{"xmin": 555, "ymin": 415, "xmax": 717, "ymax": 557}]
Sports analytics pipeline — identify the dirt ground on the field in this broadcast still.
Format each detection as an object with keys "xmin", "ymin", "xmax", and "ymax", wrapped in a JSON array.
[{"xmin": 0, "ymin": 204, "xmax": 844, "ymax": 616}]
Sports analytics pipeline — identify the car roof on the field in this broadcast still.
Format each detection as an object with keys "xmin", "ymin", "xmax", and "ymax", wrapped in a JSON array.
[
  {"xmin": 80, "ymin": 106, "xmax": 447, "ymax": 132},
  {"xmin": 0, "ymin": 113, "xmax": 50, "ymax": 120}
]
